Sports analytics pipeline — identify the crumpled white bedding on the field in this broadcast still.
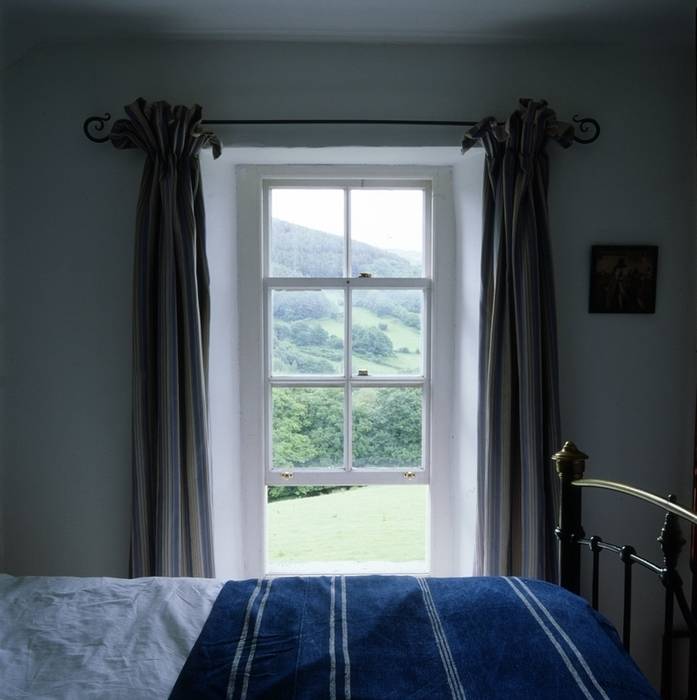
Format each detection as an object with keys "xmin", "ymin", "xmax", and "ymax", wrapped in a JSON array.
[{"xmin": 0, "ymin": 573, "xmax": 223, "ymax": 700}]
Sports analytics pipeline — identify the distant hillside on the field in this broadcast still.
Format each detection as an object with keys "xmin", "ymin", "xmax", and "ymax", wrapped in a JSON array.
[{"xmin": 271, "ymin": 219, "xmax": 420, "ymax": 277}]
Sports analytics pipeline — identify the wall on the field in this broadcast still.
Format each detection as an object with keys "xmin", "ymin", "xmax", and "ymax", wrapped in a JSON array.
[
  {"xmin": 1, "ymin": 38, "xmax": 694, "ymax": 684},
  {"xmin": 0, "ymin": 10, "xmax": 5, "ymax": 571}
]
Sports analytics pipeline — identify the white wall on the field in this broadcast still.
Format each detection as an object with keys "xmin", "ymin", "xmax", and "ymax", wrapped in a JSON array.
[
  {"xmin": 451, "ymin": 150, "xmax": 485, "ymax": 576},
  {"xmin": 1, "ymin": 38, "xmax": 694, "ymax": 684}
]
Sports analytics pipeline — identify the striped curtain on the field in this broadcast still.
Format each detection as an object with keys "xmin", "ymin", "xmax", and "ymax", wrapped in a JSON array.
[
  {"xmin": 462, "ymin": 99, "xmax": 573, "ymax": 581},
  {"xmin": 111, "ymin": 99, "xmax": 222, "ymax": 577}
]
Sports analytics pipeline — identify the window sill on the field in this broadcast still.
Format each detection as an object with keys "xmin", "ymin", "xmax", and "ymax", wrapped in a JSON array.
[{"xmin": 266, "ymin": 560, "xmax": 430, "ymax": 576}]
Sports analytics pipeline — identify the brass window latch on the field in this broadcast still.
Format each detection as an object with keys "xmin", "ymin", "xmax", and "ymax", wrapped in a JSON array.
[
  {"xmin": 403, "ymin": 471, "xmax": 416, "ymax": 480},
  {"xmin": 280, "ymin": 471, "xmax": 294, "ymax": 480}
]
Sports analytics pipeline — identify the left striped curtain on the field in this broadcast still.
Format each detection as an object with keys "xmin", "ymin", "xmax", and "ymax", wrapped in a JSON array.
[{"xmin": 111, "ymin": 99, "xmax": 222, "ymax": 577}]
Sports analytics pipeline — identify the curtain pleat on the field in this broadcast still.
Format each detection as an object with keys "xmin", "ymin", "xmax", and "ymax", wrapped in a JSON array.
[
  {"xmin": 111, "ymin": 98, "xmax": 221, "ymax": 577},
  {"xmin": 463, "ymin": 99, "xmax": 572, "ymax": 581}
]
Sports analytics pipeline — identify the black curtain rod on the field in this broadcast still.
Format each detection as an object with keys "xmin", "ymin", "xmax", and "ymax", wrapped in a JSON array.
[{"xmin": 83, "ymin": 113, "xmax": 600, "ymax": 144}]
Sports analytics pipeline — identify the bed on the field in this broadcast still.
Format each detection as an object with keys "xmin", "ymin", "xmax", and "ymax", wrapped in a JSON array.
[
  {"xmin": 0, "ymin": 442, "xmax": 694, "ymax": 700},
  {"xmin": 0, "ymin": 572, "xmax": 657, "ymax": 699}
]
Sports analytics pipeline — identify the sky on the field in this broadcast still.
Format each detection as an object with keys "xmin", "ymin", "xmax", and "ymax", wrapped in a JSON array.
[{"xmin": 271, "ymin": 188, "xmax": 424, "ymax": 254}]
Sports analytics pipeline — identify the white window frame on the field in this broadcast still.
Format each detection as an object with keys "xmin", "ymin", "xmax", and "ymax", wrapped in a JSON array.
[
  {"xmin": 263, "ymin": 179, "xmax": 431, "ymax": 486},
  {"xmin": 236, "ymin": 163, "xmax": 456, "ymax": 576}
]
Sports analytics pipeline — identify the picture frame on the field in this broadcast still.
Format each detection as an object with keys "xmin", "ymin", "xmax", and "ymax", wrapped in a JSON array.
[{"xmin": 589, "ymin": 245, "xmax": 658, "ymax": 314}]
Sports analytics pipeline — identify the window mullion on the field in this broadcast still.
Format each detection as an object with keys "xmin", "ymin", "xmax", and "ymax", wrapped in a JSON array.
[
  {"xmin": 344, "ymin": 288, "xmax": 352, "ymax": 471},
  {"xmin": 345, "ymin": 376, "xmax": 352, "ymax": 474},
  {"xmin": 344, "ymin": 186, "xmax": 352, "ymax": 472},
  {"xmin": 344, "ymin": 186, "xmax": 351, "ymax": 279}
]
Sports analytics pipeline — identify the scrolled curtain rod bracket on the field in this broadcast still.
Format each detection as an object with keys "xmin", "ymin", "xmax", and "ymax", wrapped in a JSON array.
[
  {"xmin": 572, "ymin": 115, "xmax": 600, "ymax": 144},
  {"xmin": 83, "ymin": 113, "xmax": 112, "ymax": 143}
]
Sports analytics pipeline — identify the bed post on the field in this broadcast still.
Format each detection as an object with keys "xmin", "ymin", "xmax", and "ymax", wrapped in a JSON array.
[{"xmin": 553, "ymin": 441, "xmax": 588, "ymax": 594}]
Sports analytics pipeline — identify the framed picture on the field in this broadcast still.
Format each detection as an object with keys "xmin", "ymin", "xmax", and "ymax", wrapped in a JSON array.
[{"xmin": 589, "ymin": 245, "xmax": 658, "ymax": 313}]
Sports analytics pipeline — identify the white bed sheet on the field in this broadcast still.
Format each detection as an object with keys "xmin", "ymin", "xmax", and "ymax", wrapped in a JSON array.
[{"xmin": 0, "ymin": 573, "xmax": 223, "ymax": 700}]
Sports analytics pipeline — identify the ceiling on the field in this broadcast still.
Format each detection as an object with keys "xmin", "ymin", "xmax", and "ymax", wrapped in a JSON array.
[{"xmin": 1, "ymin": 0, "xmax": 693, "ymax": 66}]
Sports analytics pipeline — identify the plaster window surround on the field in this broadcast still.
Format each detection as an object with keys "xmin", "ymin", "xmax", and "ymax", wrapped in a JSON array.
[{"xmin": 202, "ymin": 147, "xmax": 484, "ymax": 579}]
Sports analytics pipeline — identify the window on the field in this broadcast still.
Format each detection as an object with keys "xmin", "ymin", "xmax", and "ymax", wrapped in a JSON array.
[
  {"xmin": 232, "ymin": 161, "xmax": 461, "ymax": 578},
  {"xmin": 263, "ymin": 180, "xmax": 430, "ymax": 573}
]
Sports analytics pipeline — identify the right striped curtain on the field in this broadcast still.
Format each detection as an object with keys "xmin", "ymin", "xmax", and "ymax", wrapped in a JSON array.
[{"xmin": 463, "ymin": 99, "xmax": 573, "ymax": 581}]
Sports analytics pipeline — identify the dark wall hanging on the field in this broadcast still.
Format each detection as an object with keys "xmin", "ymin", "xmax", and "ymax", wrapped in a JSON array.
[{"xmin": 589, "ymin": 245, "xmax": 658, "ymax": 314}]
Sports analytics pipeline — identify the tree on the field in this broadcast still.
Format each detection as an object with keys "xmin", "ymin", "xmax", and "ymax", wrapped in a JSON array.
[
  {"xmin": 352, "ymin": 325, "xmax": 394, "ymax": 360},
  {"xmin": 273, "ymin": 340, "xmax": 337, "ymax": 374},
  {"xmin": 272, "ymin": 388, "xmax": 343, "ymax": 467},
  {"xmin": 273, "ymin": 290, "xmax": 339, "ymax": 321},
  {"xmin": 352, "ymin": 388, "xmax": 421, "ymax": 467},
  {"xmin": 289, "ymin": 321, "xmax": 330, "ymax": 347}
]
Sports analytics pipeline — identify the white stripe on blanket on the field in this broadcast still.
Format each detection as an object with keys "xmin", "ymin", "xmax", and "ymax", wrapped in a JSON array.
[
  {"xmin": 417, "ymin": 577, "xmax": 466, "ymax": 700},
  {"xmin": 504, "ymin": 578, "xmax": 596, "ymax": 700},
  {"xmin": 227, "ymin": 579, "xmax": 263, "ymax": 700},
  {"xmin": 513, "ymin": 578, "xmax": 609, "ymax": 700},
  {"xmin": 330, "ymin": 576, "xmax": 337, "ymax": 700},
  {"xmin": 341, "ymin": 576, "xmax": 351, "ymax": 700},
  {"xmin": 240, "ymin": 579, "xmax": 274, "ymax": 700}
]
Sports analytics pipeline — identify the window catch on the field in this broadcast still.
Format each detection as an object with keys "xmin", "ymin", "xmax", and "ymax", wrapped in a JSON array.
[
  {"xmin": 358, "ymin": 272, "xmax": 372, "ymax": 278},
  {"xmin": 357, "ymin": 369, "xmax": 369, "ymax": 377},
  {"xmin": 403, "ymin": 471, "xmax": 416, "ymax": 480},
  {"xmin": 280, "ymin": 471, "xmax": 294, "ymax": 480}
]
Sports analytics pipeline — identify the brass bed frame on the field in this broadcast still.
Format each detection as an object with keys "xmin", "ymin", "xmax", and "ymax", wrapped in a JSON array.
[{"xmin": 554, "ymin": 442, "xmax": 697, "ymax": 700}]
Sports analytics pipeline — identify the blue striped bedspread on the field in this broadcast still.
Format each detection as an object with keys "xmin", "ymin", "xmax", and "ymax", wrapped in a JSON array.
[{"xmin": 170, "ymin": 575, "xmax": 658, "ymax": 699}]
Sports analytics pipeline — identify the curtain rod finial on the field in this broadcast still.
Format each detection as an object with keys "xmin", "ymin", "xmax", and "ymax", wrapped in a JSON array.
[
  {"xmin": 572, "ymin": 115, "xmax": 600, "ymax": 144},
  {"xmin": 83, "ymin": 113, "xmax": 112, "ymax": 143}
]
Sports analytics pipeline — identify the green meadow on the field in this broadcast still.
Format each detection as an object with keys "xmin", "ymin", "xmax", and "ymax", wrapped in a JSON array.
[{"xmin": 267, "ymin": 485, "xmax": 427, "ymax": 562}]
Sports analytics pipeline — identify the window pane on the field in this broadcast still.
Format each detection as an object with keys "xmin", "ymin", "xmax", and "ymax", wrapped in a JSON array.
[
  {"xmin": 352, "ymin": 387, "xmax": 422, "ymax": 469},
  {"xmin": 270, "ymin": 188, "xmax": 344, "ymax": 277},
  {"xmin": 351, "ymin": 290, "xmax": 422, "ymax": 376},
  {"xmin": 267, "ymin": 485, "xmax": 428, "ymax": 573},
  {"xmin": 272, "ymin": 290, "xmax": 344, "ymax": 376},
  {"xmin": 350, "ymin": 189, "xmax": 424, "ymax": 277},
  {"xmin": 271, "ymin": 387, "xmax": 344, "ymax": 469}
]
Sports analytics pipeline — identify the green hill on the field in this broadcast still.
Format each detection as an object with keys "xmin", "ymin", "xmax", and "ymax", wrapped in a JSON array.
[
  {"xmin": 271, "ymin": 219, "xmax": 420, "ymax": 277},
  {"xmin": 270, "ymin": 219, "xmax": 423, "ymax": 377}
]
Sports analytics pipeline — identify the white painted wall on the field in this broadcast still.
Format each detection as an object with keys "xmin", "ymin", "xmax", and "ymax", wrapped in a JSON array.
[
  {"xmin": 1, "ymin": 39, "xmax": 694, "ymax": 685},
  {"xmin": 451, "ymin": 150, "xmax": 485, "ymax": 576}
]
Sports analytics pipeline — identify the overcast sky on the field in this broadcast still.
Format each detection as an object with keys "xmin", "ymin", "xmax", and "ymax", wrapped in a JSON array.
[{"xmin": 271, "ymin": 188, "xmax": 424, "ymax": 254}]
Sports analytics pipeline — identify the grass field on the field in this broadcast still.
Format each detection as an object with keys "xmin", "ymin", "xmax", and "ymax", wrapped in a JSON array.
[{"xmin": 267, "ymin": 485, "xmax": 427, "ymax": 563}]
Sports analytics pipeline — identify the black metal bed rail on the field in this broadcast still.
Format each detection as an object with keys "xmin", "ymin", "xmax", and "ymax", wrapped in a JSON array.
[
  {"xmin": 553, "ymin": 442, "xmax": 697, "ymax": 700},
  {"xmin": 575, "ymin": 535, "xmax": 662, "ymax": 649}
]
